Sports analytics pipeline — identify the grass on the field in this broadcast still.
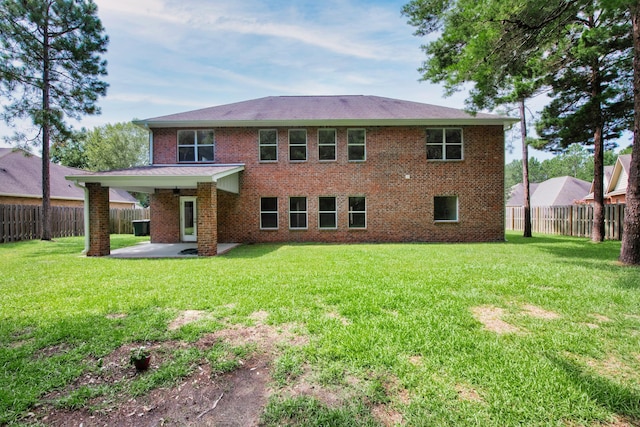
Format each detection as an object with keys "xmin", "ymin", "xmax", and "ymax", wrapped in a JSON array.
[{"xmin": 1, "ymin": 232, "xmax": 640, "ymax": 425}]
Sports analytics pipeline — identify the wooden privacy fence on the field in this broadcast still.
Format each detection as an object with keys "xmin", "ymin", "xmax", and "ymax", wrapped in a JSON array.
[
  {"xmin": 109, "ymin": 208, "xmax": 150, "ymax": 235},
  {"xmin": 506, "ymin": 204, "xmax": 625, "ymax": 240},
  {"xmin": 0, "ymin": 205, "xmax": 149, "ymax": 243}
]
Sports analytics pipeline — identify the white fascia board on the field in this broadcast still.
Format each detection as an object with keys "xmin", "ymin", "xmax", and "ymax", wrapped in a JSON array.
[{"xmin": 136, "ymin": 118, "xmax": 518, "ymax": 129}]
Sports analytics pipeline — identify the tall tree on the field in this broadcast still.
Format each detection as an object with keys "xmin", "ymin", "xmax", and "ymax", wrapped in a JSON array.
[
  {"xmin": 84, "ymin": 122, "xmax": 149, "ymax": 171},
  {"xmin": 50, "ymin": 129, "xmax": 89, "ymax": 169},
  {"xmin": 619, "ymin": 0, "xmax": 640, "ymax": 265},
  {"xmin": 402, "ymin": 0, "xmax": 575, "ymax": 238},
  {"xmin": 0, "ymin": 0, "xmax": 108, "ymax": 240},
  {"xmin": 533, "ymin": 4, "xmax": 633, "ymax": 242}
]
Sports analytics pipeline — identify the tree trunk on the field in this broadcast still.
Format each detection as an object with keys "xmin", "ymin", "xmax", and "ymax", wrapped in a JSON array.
[
  {"xmin": 520, "ymin": 99, "xmax": 532, "ymax": 238},
  {"xmin": 41, "ymin": 5, "xmax": 51, "ymax": 241},
  {"xmin": 620, "ymin": 2, "xmax": 640, "ymax": 265},
  {"xmin": 590, "ymin": 12, "xmax": 605, "ymax": 243}
]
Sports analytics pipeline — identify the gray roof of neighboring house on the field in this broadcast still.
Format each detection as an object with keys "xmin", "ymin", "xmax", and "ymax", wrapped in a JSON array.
[
  {"xmin": 506, "ymin": 182, "xmax": 540, "ymax": 207},
  {"xmin": 135, "ymin": 95, "xmax": 517, "ymax": 128},
  {"xmin": 507, "ymin": 176, "xmax": 591, "ymax": 207},
  {"xmin": 0, "ymin": 148, "xmax": 138, "ymax": 204}
]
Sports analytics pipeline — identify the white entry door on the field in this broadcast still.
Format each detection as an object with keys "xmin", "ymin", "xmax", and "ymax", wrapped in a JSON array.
[{"xmin": 180, "ymin": 197, "xmax": 197, "ymax": 242}]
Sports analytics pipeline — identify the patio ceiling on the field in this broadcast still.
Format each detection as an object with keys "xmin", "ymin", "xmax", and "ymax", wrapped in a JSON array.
[{"xmin": 66, "ymin": 164, "xmax": 245, "ymax": 194}]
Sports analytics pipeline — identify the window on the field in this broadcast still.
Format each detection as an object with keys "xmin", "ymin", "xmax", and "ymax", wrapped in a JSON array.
[
  {"xmin": 434, "ymin": 196, "xmax": 458, "ymax": 222},
  {"xmin": 348, "ymin": 129, "xmax": 366, "ymax": 161},
  {"xmin": 259, "ymin": 129, "xmax": 278, "ymax": 161},
  {"xmin": 178, "ymin": 130, "xmax": 214, "ymax": 162},
  {"xmin": 318, "ymin": 196, "xmax": 337, "ymax": 229},
  {"xmin": 289, "ymin": 129, "xmax": 307, "ymax": 161},
  {"xmin": 348, "ymin": 196, "xmax": 366, "ymax": 228},
  {"xmin": 318, "ymin": 129, "xmax": 336, "ymax": 161},
  {"xmin": 289, "ymin": 197, "xmax": 307, "ymax": 229},
  {"xmin": 260, "ymin": 197, "xmax": 278, "ymax": 229},
  {"xmin": 426, "ymin": 128, "xmax": 463, "ymax": 160}
]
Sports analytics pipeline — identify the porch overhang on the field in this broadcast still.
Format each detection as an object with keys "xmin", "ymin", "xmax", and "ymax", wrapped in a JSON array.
[{"xmin": 66, "ymin": 164, "xmax": 245, "ymax": 194}]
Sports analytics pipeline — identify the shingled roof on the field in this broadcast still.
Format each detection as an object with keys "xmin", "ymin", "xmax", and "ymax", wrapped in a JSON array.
[
  {"xmin": 135, "ymin": 95, "xmax": 516, "ymax": 128},
  {"xmin": 0, "ymin": 148, "xmax": 137, "ymax": 204}
]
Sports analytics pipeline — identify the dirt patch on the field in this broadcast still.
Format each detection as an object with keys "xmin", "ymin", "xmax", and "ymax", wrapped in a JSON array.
[
  {"xmin": 28, "ymin": 314, "xmax": 302, "ymax": 427},
  {"xmin": 455, "ymin": 383, "xmax": 484, "ymax": 403},
  {"xmin": 408, "ymin": 355, "xmax": 423, "ymax": 367},
  {"xmin": 106, "ymin": 313, "xmax": 128, "ymax": 320},
  {"xmin": 521, "ymin": 304, "xmax": 561, "ymax": 320},
  {"xmin": 591, "ymin": 313, "xmax": 612, "ymax": 323},
  {"xmin": 471, "ymin": 306, "xmax": 521, "ymax": 334},
  {"xmin": 326, "ymin": 311, "xmax": 351, "ymax": 326},
  {"xmin": 168, "ymin": 310, "xmax": 211, "ymax": 331}
]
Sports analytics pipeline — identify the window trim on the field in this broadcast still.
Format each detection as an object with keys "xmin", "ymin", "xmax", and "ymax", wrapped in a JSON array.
[
  {"xmin": 426, "ymin": 128, "xmax": 464, "ymax": 161},
  {"xmin": 177, "ymin": 129, "xmax": 215, "ymax": 163},
  {"xmin": 434, "ymin": 195, "xmax": 459, "ymax": 223},
  {"xmin": 288, "ymin": 129, "xmax": 307, "ymax": 162},
  {"xmin": 348, "ymin": 196, "xmax": 367, "ymax": 229},
  {"xmin": 347, "ymin": 128, "xmax": 366, "ymax": 162},
  {"xmin": 260, "ymin": 197, "xmax": 279, "ymax": 230},
  {"xmin": 289, "ymin": 196, "xmax": 308, "ymax": 230},
  {"xmin": 259, "ymin": 129, "xmax": 278, "ymax": 162},
  {"xmin": 318, "ymin": 128, "xmax": 337, "ymax": 162},
  {"xmin": 318, "ymin": 196, "xmax": 337, "ymax": 230}
]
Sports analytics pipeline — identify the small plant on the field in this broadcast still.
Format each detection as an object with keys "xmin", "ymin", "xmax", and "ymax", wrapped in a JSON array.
[{"xmin": 129, "ymin": 346, "xmax": 151, "ymax": 371}]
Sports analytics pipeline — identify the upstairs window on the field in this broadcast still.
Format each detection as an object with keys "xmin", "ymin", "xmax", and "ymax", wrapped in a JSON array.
[
  {"xmin": 318, "ymin": 129, "xmax": 337, "ymax": 161},
  {"xmin": 289, "ymin": 129, "xmax": 307, "ymax": 161},
  {"xmin": 259, "ymin": 129, "xmax": 278, "ymax": 162},
  {"xmin": 178, "ymin": 130, "xmax": 214, "ymax": 162},
  {"xmin": 348, "ymin": 129, "xmax": 366, "ymax": 161},
  {"xmin": 434, "ymin": 196, "xmax": 458, "ymax": 222},
  {"xmin": 426, "ymin": 128, "xmax": 463, "ymax": 160},
  {"xmin": 348, "ymin": 196, "xmax": 366, "ymax": 228}
]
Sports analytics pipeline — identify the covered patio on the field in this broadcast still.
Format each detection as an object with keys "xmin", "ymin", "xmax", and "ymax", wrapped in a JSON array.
[{"xmin": 66, "ymin": 164, "xmax": 244, "ymax": 257}]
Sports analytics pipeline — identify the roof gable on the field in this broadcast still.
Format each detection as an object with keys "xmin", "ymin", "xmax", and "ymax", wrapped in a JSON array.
[
  {"xmin": 135, "ymin": 95, "xmax": 517, "ymax": 128},
  {"xmin": 607, "ymin": 154, "xmax": 632, "ymax": 195}
]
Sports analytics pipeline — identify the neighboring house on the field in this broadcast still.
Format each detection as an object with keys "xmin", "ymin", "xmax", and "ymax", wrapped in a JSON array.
[
  {"xmin": 583, "ymin": 154, "xmax": 631, "ymax": 204},
  {"xmin": 507, "ymin": 176, "xmax": 591, "ymax": 207},
  {"xmin": 67, "ymin": 95, "xmax": 517, "ymax": 256},
  {"xmin": 0, "ymin": 148, "xmax": 138, "ymax": 208}
]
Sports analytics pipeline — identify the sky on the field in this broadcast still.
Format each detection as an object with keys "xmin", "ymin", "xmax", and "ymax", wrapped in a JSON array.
[{"xmin": 0, "ymin": 0, "xmax": 563, "ymax": 162}]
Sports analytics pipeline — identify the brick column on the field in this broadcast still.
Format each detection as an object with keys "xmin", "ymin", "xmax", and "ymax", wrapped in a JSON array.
[
  {"xmin": 197, "ymin": 182, "xmax": 217, "ymax": 256},
  {"xmin": 87, "ymin": 183, "xmax": 110, "ymax": 256}
]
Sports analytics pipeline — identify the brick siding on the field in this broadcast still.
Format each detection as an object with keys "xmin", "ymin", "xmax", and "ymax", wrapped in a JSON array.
[
  {"xmin": 86, "ymin": 183, "xmax": 110, "ymax": 256},
  {"xmin": 151, "ymin": 125, "xmax": 505, "ymax": 244}
]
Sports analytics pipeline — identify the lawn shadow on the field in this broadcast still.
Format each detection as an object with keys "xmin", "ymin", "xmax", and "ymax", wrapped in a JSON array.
[{"xmin": 547, "ymin": 353, "xmax": 640, "ymax": 424}]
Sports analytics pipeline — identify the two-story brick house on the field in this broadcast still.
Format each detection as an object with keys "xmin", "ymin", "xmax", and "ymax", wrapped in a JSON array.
[{"xmin": 67, "ymin": 95, "xmax": 516, "ymax": 256}]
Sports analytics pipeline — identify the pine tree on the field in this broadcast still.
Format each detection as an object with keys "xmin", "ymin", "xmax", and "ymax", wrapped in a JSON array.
[{"xmin": 0, "ymin": 0, "xmax": 108, "ymax": 240}]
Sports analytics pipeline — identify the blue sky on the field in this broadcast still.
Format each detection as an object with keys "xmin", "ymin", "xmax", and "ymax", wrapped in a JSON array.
[{"xmin": 2, "ymin": 0, "xmax": 558, "ymax": 161}]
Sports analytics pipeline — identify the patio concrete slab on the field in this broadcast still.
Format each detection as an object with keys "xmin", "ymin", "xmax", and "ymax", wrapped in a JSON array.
[{"xmin": 109, "ymin": 242, "xmax": 240, "ymax": 258}]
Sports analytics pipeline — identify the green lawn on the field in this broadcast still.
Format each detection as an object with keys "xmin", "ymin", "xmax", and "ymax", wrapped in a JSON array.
[{"xmin": 1, "ymin": 233, "xmax": 639, "ymax": 426}]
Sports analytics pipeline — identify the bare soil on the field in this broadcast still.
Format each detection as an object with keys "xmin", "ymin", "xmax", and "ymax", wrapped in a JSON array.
[{"xmin": 23, "ymin": 310, "xmax": 405, "ymax": 426}]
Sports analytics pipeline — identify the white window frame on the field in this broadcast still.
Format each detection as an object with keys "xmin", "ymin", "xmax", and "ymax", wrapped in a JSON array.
[
  {"xmin": 289, "ymin": 196, "xmax": 308, "ymax": 230},
  {"xmin": 434, "ymin": 196, "xmax": 459, "ymax": 222},
  {"xmin": 259, "ymin": 129, "xmax": 278, "ymax": 162},
  {"xmin": 318, "ymin": 128, "xmax": 337, "ymax": 162},
  {"xmin": 347, "ymin": 129, "xmax": 366, "ymax": 162},
  {"xmin": 289, "ymin": 129, "xmax": 307, "ymax": 162},
  {"xmin": 426, "ymin": 128, "xmax": 463, "ymax": 161},
  {"xmin": 318, "ymin": 196, "xmax": 337, "ymax": 229},
  {"xmin": 260, "ymin": 197, "xmax": 279, "ymax": 230},
  {"xmin": 348, "ymin": 196, "xmax": 366, "ymax": 229},
  {"xmin": 177, "ymin": 130, "xmax": 215, "ymax": 162}
]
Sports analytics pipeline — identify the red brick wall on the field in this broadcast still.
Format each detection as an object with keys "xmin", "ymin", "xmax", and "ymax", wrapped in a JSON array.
[
  {"xmin": 87, "ymin": 183, "xmax": 110, "ymax": 256},
  {"xmin": 197, "ymin": 182, "xmax": 217, "ymax": 256},
  {"xmin": 152, "ymin": 125, "xmax": 505, "ymax": 244},
  {"xmin": 150, "ymin": 190, "xmax": 180, "ymax": 243}
]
